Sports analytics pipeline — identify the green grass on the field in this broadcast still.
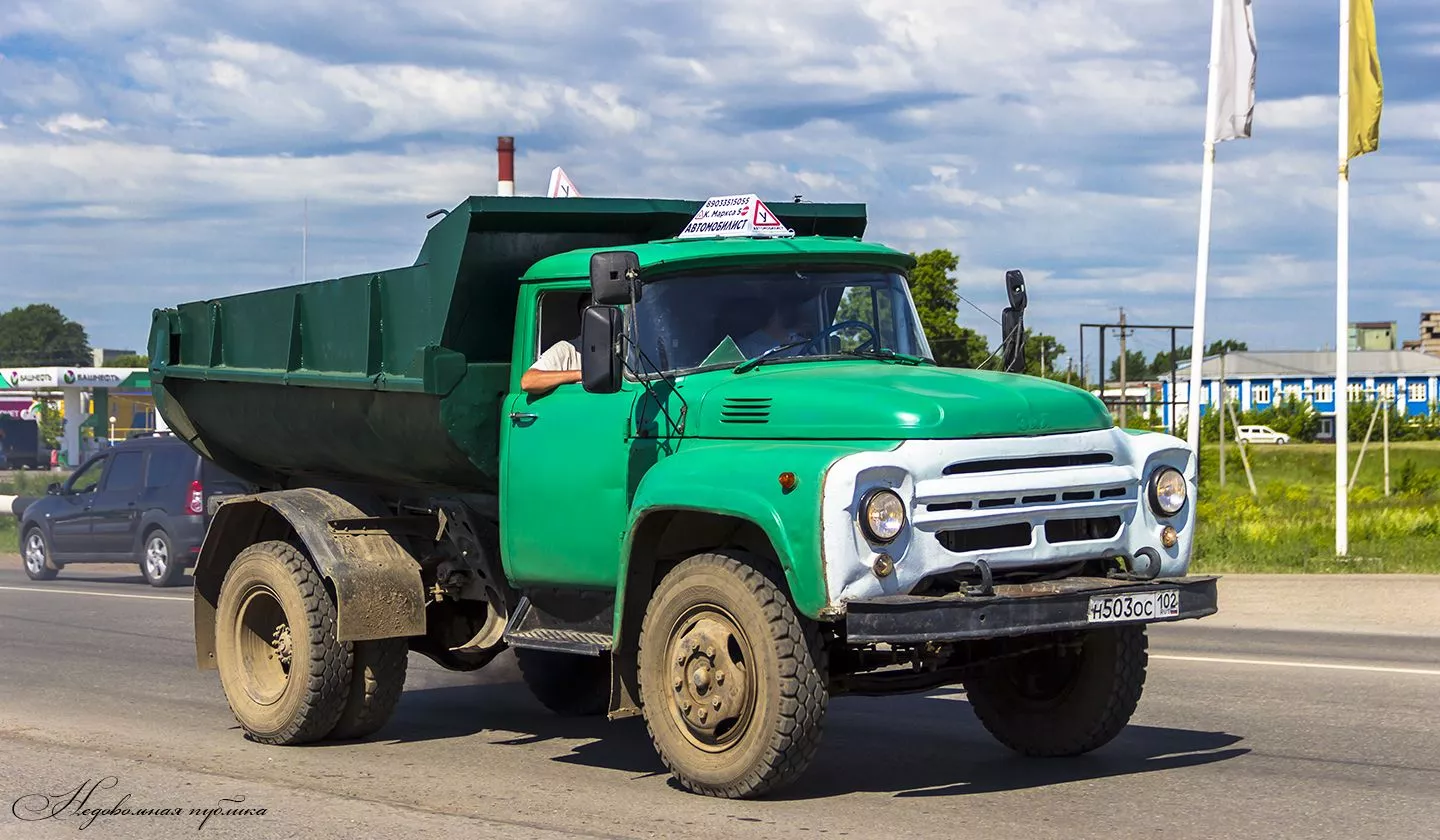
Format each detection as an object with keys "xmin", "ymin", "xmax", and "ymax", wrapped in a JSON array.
[{"xmin": 1192, "ymin": 441, "xmax": 1440, "ymax": 573}]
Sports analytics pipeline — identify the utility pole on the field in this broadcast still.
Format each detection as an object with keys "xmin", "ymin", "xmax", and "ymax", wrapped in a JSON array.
[
  {"xmin": 302, "ymin": 197, "xmax": 309, "ymax": 283},
  {"xmin": 1218, "ymin": 349, "xmax": 1226, "ymax": 487},
  {"xmin": 1383, "ymin": 394, "xmax": 1391, "ymax": 496},
  {"xmin": 1117, "ymin": 308, "xmax": 1130, "ymax": 426},
  {"xmin": 1041, "ymin": 338, "xmax": 1047, "ymax": 378}
]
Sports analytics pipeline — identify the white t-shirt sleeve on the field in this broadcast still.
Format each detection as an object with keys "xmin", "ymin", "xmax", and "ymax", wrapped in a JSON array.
[{"xmin": 529, "ymin": 339, "xmax": 581, "ymax": 372}]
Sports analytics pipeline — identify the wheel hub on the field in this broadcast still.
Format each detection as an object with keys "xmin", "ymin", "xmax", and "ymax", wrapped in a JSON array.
[
  {"xmin": 24, "ymin": 534, "xmax": 45, "ymax": 573},
  {"xmin": 667, "ymin": 612, "xmax": 753, "ymax": 752},
  {"xmin": 271, "ymin": 624, "xmax": 294, "ymax": 668},
  {"xmin": 233, "ymin": 587, "xmax": 292, "ymax": 706},
  {"xmin": 145, "ymin": 538, "xmax": 167, "ymax": 577}
]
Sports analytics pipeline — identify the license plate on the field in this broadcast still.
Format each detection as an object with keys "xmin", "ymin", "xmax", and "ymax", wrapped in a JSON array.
[{"xmin": 1087, "ymin": 589, "xmax": 1180, "ymax": 624}]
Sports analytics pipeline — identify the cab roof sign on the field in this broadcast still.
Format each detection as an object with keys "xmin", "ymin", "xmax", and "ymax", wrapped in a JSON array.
[{"xmin": 678, "ymin": 194, "xmax": 795, "ymax": 240}]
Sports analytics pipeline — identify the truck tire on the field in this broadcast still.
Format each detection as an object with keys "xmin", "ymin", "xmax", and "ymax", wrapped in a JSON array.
[
  {"xmin": 516, "ymin": 648, "xmax": 610, "ymax": 717},
  {"xmin": 964, "ymin": 625, "xmax": 1147, "ymax": 757},
  {"xmin": 638, "ymin": 552, "xmax": 827, "ymax": 798},
  {"xmin": 329, "ymin": 637, "xmax": 409, "ymax": 740},
  {"xmin": 215, "ymin": 540, "xmax": 353, "ymax": 745}
]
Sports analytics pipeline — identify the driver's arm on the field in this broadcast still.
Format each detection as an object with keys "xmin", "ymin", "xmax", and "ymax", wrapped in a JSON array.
[
  {"xmin": 521, "ymin": 340, "xmax": 582, "ymax": 395},
  {"xmin": 520, "ymin": 368, "xmax": 581, "ymax": 395}
]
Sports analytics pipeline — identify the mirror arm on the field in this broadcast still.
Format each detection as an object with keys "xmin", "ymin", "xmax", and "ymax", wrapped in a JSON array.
[{"xmin": 618, "ymin": 333, "xmax": 688, "ymax": 437}]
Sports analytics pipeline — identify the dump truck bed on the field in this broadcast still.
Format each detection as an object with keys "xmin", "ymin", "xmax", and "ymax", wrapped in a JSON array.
[{"xmin": 150, "ymin": 196, "xmax": 868, "ymax": 494}]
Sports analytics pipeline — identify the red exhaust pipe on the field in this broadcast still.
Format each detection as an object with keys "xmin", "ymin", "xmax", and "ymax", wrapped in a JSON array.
[{"xmin": 497, "ymin": 136, "xmax": 515, "ymax": 196}]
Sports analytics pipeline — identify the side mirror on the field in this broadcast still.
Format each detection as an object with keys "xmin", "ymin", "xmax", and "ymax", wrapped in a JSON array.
[
  {"xmin": 47, "ymin": 482, "xmax": 62, "ymax": 495},
  {"xmin": 1001, "ymin": 307, "xmax": 1025, "ymax": 373},
  {"xmin": 580, "ymin": 305, "xmax": 624, "ymax": 394},
  {"xmin": 589, "ymin": 251, "xmax": 641, "ymax": 306},
  {"xmin": 1005, "ymin": 269, "xmax": 1027, "ymax": 311}
]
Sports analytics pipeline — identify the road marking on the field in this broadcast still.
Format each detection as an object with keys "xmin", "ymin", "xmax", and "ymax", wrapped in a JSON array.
[
  {"xmin": 1153, "ymin": 653, "xmax": 1440, "ymax": 677},
  {"xmin": 0, "ymin": 584, "xmax": 189, "ymax": 603}
]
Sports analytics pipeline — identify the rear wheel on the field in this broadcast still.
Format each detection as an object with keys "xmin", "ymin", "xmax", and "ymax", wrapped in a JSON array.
[
  {"xmin": 638, "ymin": 552, "xmax": 827, "ymax": 798},
  {"xmin": 516, "ymin": 648, "xmax": 610, "ymax": 717},
  {"xmin": 140, "ymin": 529, "xmax": 185, "ymax": 587},
  {"xmin": 964, "ymin": 626, "xmax": 1147, "ymax": 757},
  {"xmin": 22, "ymin": 528, "xmax": 57, "ymax": 581},
  {"xmin": 329, "ymin": 637, "xmax": 409, "ymax": 740},
  {"xmin": 215, "ymin": 541, "xmax": 353, "ymax": 745}
]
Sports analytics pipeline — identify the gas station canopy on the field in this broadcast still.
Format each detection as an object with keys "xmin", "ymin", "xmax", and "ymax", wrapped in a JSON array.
[{"xmin": 0, "ymin": 366, "xmax": 150, "ymax": 465}]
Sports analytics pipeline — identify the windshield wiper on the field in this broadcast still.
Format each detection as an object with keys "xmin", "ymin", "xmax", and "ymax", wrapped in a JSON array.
[
  {"xmin": 734, "ymin": 340, "xmax": 811, "ymax": 374},
  {"xmin": 840, "ymin": 347, "xmax": 928, "ymax": 365}
]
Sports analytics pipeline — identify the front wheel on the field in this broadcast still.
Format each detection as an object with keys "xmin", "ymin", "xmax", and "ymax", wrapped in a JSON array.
[
  {"xmin": 638, "ymin": 552, "xmax": 827, "ymax": 799},
  {"xmin": 22, "ymin": 528, "xmax": 58, "ymax": 581},
  {"xmin": 964, "ymin": 625, "xmax": 1147, "ymax": 757},
  {"xmin": 214, "ymin": 541, "xmax": 353, "ymax": 745}
]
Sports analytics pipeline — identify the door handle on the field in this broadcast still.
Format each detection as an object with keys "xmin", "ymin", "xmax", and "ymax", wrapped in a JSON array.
[{"xmin": 509, "ymin": 412, "xmax": 538, "ymax": 425}]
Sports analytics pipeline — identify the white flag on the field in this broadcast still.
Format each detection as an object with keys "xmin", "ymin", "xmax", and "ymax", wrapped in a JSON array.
[
  {"xmin": 546, "ymin": 166, "xmax": 582, "ymax": 198},
  {"xmin": 1209, "ymin": 0, "xmax": 1257, "ymax": 143}
]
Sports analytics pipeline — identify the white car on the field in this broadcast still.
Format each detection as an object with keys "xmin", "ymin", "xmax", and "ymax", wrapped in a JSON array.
[{"xmin": 1235, "ymin": 425, "xmax": 1290, "ymax": 445}]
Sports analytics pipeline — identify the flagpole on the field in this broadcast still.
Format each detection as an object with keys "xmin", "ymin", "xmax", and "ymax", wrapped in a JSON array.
[
  {"xmin": 1335, "ymin": 0, "xmax": 1351, "ymax": 556},
  {"xmin": 1186, "ymin": 0, "xmax": 1228, "ymax": 468}
]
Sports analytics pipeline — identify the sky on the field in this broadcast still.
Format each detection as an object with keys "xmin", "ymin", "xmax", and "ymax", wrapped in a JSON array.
[{"xmin": 0, "ymin": 0, "xmax": 1436, "ymax": 380}]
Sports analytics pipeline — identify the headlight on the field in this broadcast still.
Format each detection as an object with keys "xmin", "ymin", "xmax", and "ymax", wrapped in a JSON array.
[
  {"xmin": 860, "ymin": 488, "xmax": 906, "ymax": 543},
  {"xmin": 1148, "ymin": 467, "xmax": 1187, "ymax": 516}
]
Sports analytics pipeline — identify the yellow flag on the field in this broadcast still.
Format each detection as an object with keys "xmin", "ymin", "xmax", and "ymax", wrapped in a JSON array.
[{"xmin": 1348, "ymin": 0, "xmax": 1383, "ymax": 159}]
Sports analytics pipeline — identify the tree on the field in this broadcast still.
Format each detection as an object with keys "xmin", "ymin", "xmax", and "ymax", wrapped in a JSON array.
[
  {"xmin": 36, "ymin": 399, "xmax": 63, "ymax": 449},
  {"xmin": 1108, "ymin": 350, "xmax": 1151, "ymax": 382},
  {"xmin": 0, "ymin": 304, "xmax": 91, "ymax": 367},
  {"xmin": 105, "ymin": 354, "xmax": 150, "ymax": 368},
  {"xmin": 905, "ymin": 249, "xmax": 989, "ymax": 367},
  {"xmin": 1022, "ymin": 331, "xmax": 1065, "ymax": 378},
  {"xmin": 1152, "ymin": 339, "xmax": 1249, "ymax": 376}
]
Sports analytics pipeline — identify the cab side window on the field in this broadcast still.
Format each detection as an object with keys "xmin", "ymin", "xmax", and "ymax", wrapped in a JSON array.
[{"xmin": 535, "ymin": 289, "xmax": 590, "ymax": 361}]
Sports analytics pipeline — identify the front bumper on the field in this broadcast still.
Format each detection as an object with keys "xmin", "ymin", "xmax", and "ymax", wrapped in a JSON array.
[{"xmin": 844, "ymin": 575, "xmax": 1217, "ymax": 644}]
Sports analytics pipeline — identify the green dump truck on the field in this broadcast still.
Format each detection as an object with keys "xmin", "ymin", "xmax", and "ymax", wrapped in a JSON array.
[{"xmin": 151, "ymin": 194, "xmax": 1216, "ymax": 799}]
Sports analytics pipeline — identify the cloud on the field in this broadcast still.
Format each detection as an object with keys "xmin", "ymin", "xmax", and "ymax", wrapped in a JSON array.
[
  {"xmin": 0, "ymin": 0, "xmax": 1436, "ymax": 355},
  {"xmin": 39, "ymin": 113, "xmax": 109, "ymax": 134}
]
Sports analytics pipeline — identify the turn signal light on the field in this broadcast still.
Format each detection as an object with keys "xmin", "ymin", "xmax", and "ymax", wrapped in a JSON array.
[{"xmin": 778, "ymin": 472, "xmax": 797, "ymax": 492}]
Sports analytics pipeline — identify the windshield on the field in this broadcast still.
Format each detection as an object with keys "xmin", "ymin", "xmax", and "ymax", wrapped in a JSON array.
[{"xmin": 628, "ymin": 269, "xmax": 933, "ymax": 375}]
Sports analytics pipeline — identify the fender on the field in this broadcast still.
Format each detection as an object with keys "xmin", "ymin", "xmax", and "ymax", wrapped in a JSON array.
[
  {"xmin": 131, "ymin": 509, "xmax": 172, "ymax": 555},
  {"xmin": 616, "ymin": 441, "xmax": 871, "ymax": 631},
  {"xmin": 192, "ymin": 487, "xmax": 426, "ymax": 670}
]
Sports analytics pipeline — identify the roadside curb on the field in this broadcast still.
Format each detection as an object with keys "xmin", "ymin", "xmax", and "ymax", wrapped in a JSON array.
[{"xmin": 1208, "ymin": 574, "xmax": 1440, "ymax": 638}]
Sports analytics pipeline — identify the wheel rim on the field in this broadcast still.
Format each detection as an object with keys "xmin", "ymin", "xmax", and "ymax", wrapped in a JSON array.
[
  {"xmin": 144, "ymin": 536, "xmax": 168, "ymax": 579},
  {"xmin": 231, "ymin": 585, "xmax": 294, "ymax": 706},
  {"xmin": 664, "ymin": 604, "xmax": 756, "ymax": 753},
  {"xmin": 24, "ymin": 533, "xmax": 45, "ymax": 575}
]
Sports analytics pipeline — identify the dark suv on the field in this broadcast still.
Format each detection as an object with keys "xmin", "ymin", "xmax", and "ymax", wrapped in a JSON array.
[{"xmin": 18, "ymin": 434, "xmax": 251, "ymax": 586}]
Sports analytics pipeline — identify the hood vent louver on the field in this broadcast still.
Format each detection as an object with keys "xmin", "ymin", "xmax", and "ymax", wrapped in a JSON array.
[{"xmin": 720, "ymin": 397, "xmax": 773, "ymax": 424}]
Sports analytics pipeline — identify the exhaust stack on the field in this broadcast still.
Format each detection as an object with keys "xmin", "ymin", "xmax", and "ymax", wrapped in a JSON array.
[{"xmin": 497, "ymin": 136, "xmax": 515, "ymax": 197}]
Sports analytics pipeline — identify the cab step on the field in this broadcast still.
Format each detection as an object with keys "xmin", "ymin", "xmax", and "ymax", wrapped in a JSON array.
[{"xmin": 502, "ymin": 593, "xmax": 614, "ymax": 656}]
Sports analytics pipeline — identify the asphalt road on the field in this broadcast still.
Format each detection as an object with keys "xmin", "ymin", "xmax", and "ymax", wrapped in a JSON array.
[{"xmin": 0, "ymin": 561, "xmax": 1436, "ymax": 840}]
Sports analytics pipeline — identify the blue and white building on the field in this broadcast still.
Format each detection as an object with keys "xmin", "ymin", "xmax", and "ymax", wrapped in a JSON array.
[{"xmin": 1163, "ymin": 351, "xmax": 1440, "ymax": 439}]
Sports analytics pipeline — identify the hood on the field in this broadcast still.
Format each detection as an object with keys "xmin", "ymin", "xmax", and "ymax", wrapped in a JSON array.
[{"xmin": 689, "ymin": 362, "xmax": 1113, "ymax": 439}]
